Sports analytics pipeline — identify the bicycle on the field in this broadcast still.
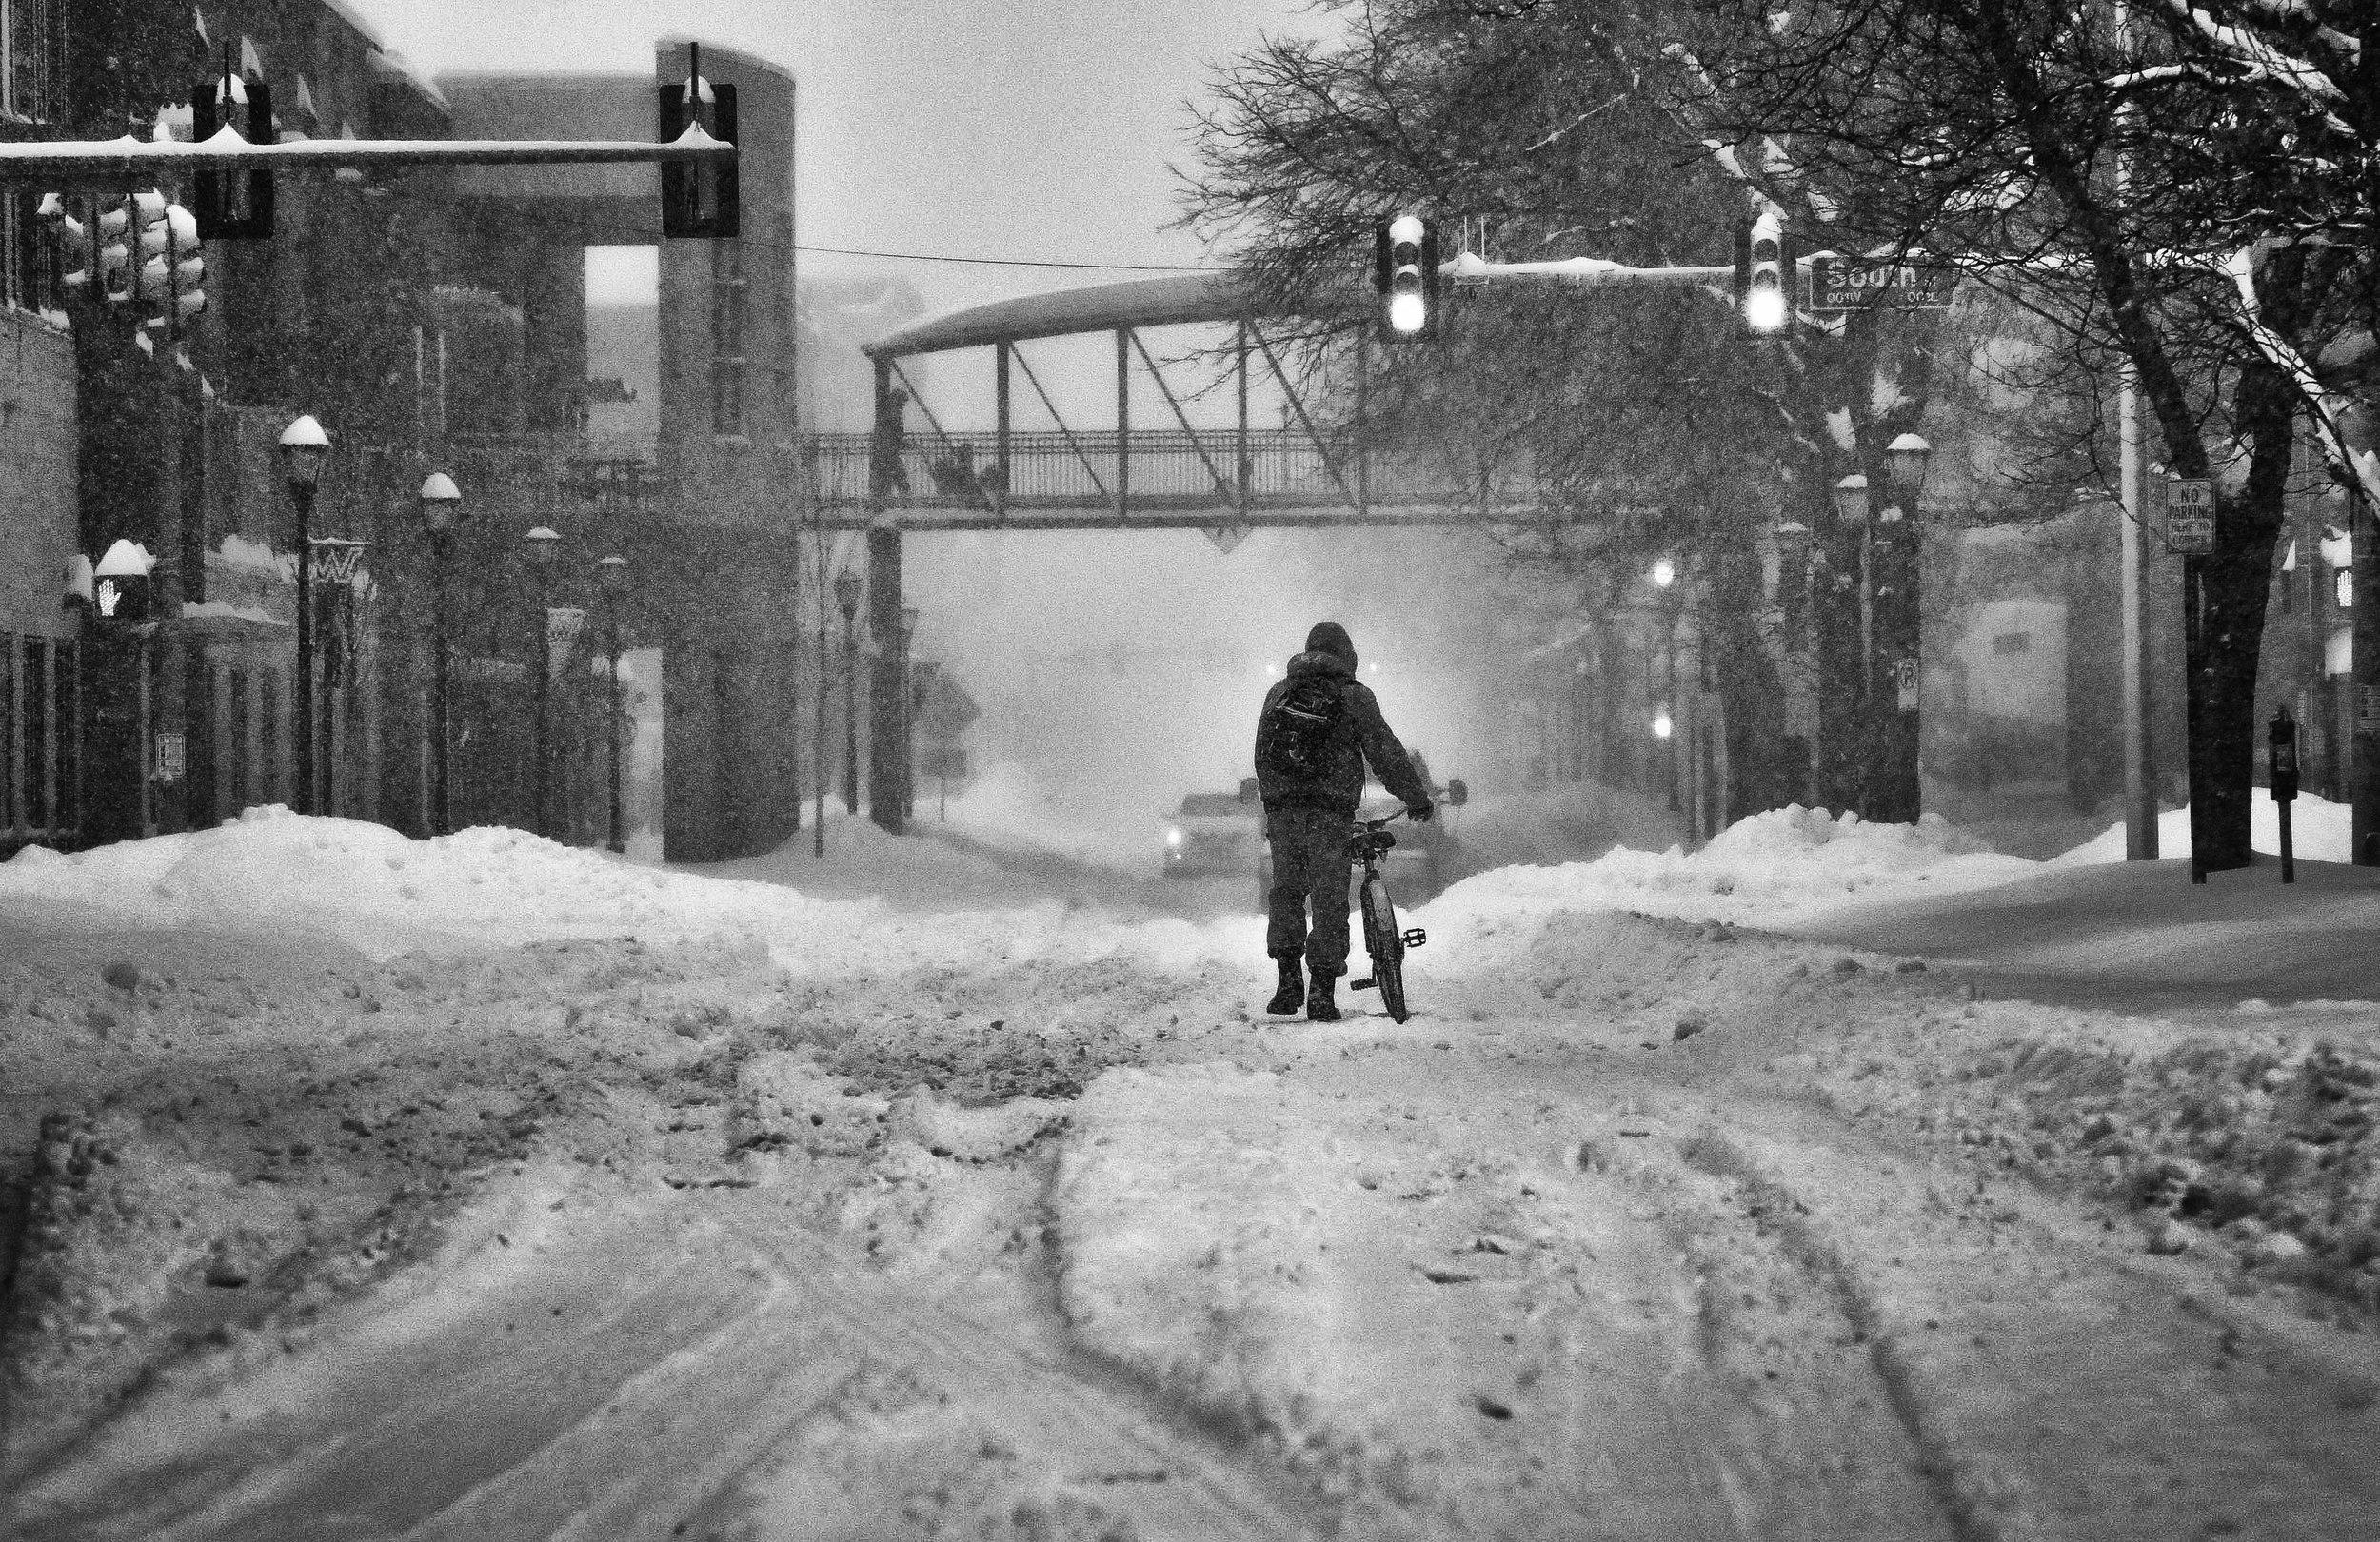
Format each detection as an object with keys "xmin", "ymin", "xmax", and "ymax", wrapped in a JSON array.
[{"xmin": 1347, "ymin": 811, "xmax": 1430, "ymax": 1022}]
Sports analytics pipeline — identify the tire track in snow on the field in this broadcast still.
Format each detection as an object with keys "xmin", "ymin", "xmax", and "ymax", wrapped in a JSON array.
[
  {"xmin": 1665, "ymin": 1087, "xmax": 2380, "ymax": 1542},
  {"xmin": 13, "ymin": 1178, "xmax": 1329, "ymax": 1542}
]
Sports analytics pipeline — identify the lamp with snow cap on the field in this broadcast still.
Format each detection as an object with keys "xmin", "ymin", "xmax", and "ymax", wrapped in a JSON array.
[
  {"xmin": 599, "ymin": 554, "xmax": 630, "ymax": 853},
  {"xmin": 1885, "ymin": 433, "xmax": 1932, "ymax": 504},
  {"xmin": 524, "ymin": 525, "xmax": 564, "ymax": 839},
  {"xmin": 280, "ymin": 413, "xmax": 328, "ymax": 815},
  {"xmin": 421, "ymin": 471, "xmax": 462, "ymax": 834}
]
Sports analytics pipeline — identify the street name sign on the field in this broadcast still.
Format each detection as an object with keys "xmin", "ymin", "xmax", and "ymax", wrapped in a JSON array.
[
  {"xmin": 2162, "ymin": 479, "xmax": 2215, "ymax": 556},
  {"xmin": 1810, "ymin": 258, "xmax": 1958, "ymax": 312}
]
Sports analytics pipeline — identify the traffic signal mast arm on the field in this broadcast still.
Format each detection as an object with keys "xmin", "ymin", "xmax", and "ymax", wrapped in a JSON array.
[
  {"xmin": 0, "ymin": 122, "xmax": 734, "ymax": 183},
  {"xmin": 1439, "ymin": 248, "xmax": 1752, "ymax": 290}
]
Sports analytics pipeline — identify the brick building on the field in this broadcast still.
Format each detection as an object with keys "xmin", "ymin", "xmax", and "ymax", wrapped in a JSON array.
[{"xmin": 3, "ymin": 0, "xmax": 807, "ymax": 860}]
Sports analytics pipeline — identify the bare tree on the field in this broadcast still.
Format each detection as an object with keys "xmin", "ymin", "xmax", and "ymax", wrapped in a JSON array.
[{"xmin": 1683, "ymin": 0, "xmax": 2351, "ymax": 869}]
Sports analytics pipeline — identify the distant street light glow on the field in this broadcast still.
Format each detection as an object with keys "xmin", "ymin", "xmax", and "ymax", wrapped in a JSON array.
[
  {"xmin": 1652, "ymin": 711, "xmax": 1674, "ymax": 740},
  {"xmin": 1651, "ymin": 557, "xmax": 1676, "ymax": 588}
]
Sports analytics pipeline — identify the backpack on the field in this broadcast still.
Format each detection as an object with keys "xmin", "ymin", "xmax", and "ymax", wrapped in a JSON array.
[{"xmin": 1259, "ymin": 675, "xmax": 1348, "ymax": 781}]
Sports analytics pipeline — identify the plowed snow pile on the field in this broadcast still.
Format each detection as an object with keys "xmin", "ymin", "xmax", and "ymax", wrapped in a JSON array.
[{"xmin": 8, "ymin": 798, "xmax": 2380, "ymax": 1540}]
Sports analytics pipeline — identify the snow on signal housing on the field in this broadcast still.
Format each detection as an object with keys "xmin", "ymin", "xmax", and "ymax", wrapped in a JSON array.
[
  {"xmin": 191, "ymin": 60, "xmax": 275, "ymax": 239},
  {"xmin": 1375, "ymin": 213, "xmax": 1440, "ymax": 343},
  {"xmin": 659, "ymin": 44, "xmax": 739, "ymax": 238}
]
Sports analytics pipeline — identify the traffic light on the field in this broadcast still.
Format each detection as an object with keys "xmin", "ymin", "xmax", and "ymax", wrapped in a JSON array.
[
  {"xmin": 1374, "ymin": 213, "xmax": 1439, "ymax": 342},
  {"xmin": 95, "ymin": 195, "xmax": 133, "ymax": 305},
  {"xmin": 134, "ymin": 196, "xmax": 205, "ymax": 338},
  {"xmin": 660, "ymin": 43, "xmax": 740, "ymax": 238},
  {"xmin": 191, "ymin": 54, "xmax": 276, "ymax": 239},
  {"xmin": 1733, "ymin": 210, "xmax": 1797, "ymax": 338},
  {"xmin": 34, "ymin": 192, "xmax": 87, "ymax": 294}
]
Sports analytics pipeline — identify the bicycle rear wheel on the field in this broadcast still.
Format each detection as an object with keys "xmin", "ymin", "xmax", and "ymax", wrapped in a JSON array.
[{"xmin": 1360, "ymin": 877, "xmax": 1408, "ymax": 1022}]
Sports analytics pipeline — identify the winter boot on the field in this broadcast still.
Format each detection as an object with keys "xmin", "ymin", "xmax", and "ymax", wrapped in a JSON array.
[
  {"xmin": 1265, "ymin": 957, "xmax": 1304, "ymax": 1016},
  {"xmin": 1306, "ymin": 971, "xmax": 1341, "ymax": 1023}
]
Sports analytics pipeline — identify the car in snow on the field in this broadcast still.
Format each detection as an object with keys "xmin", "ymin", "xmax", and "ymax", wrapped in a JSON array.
[
  {"xmin": 1162, "ymin": 790, "xmax": 1267, "ymax": 880},
  {"xmin": 1251, "ymin": 755, "xmax": 1469, "ymax": 910}
]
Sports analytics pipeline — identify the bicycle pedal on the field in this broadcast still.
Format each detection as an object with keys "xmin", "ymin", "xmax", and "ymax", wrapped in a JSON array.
[
  {"xmin": 1400, "ymin": 929, "xmax": 1427, "ymax": 949},
  {"xmin": 1350, "ymin": 977, "xmax": 1377, "ymax": 991}
]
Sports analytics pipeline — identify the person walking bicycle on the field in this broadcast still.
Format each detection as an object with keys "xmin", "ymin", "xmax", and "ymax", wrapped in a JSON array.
[{"xmin": 1253, "ymin": 622, "xmax": 1433, "ymax": 1021}]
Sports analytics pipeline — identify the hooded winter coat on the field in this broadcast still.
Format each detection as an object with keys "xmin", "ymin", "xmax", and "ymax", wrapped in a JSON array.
[{"xmin": 1254, "ymin": 622, "xmax": 1433, "ymax": 816}]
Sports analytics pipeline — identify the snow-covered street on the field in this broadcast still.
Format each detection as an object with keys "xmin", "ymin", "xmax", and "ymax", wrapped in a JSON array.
[{"xmin": 6, "ymin": 804, "xmax": 2379, "ymax": 1540}]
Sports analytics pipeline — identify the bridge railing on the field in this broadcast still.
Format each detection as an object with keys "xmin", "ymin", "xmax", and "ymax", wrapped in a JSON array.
[
  {"xmin": 805, "ymin": 428, "xmax": 1499, "ymax": 509},
  {"xmin": 411, "ymin": 429, "xmax": 1529, "ymax": 520},
  {"xmin": 444, "ymin": 433, "xmax": 666, "ymax": 514}
]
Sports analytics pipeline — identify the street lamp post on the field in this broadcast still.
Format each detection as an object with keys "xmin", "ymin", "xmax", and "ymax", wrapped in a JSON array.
[
  {"xmin": 420, "ymin": 472, "xmax": 461, "ymax": 837},
  {"xmin": 1835, "ymin": 435, "xmax": 1934, "ymax": 823},
  {"xmin": 1876, "ymin": 434, "xmax": 1932, "ymax": 824},
  {"xmin": 1652, "ymin": 558, "xmax": 1682, "ymax": 815},
  {"xmin": 900, "ymin": 603, "xmax": 920, "ymax": 821},
  {"xmin": 279, "ymin": 415, "xmax": 329, "ymax": 816},
  {"xmin": 599, "ymin": 553, "xmax": 629, "ymax": 854},
  {"xmin": 525, "ymin": 525, "xmax": 562, "ymax": 838},
  {"xmin": 1773, "ymin": 518, "xmax": 1815, "ymax": 804},
  {"xmin": 1833, "ymin": 473, "xmax": 1875, "ymax": 698},
  {"xmin": 835, "ymin": 570, "xmax": 863, "ymax": 814}
]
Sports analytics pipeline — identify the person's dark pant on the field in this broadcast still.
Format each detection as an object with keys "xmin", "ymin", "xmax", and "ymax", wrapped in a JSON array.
[{"xmin": 1266, "ymin": 805, "xmax": 1354, "ymax": 977}]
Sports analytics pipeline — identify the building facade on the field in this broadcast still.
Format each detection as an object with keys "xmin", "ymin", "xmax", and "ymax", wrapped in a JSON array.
[{"xmin": 4, "ymin": 1, "xmax": 809, "ymax": 861}]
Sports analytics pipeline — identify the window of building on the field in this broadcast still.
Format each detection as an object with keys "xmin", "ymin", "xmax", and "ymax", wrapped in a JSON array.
[
  {"xmin": 710, "ymin": 238, "xmax": 747, "ymax": 438},
  {"xmin": 259, "ymin": 668, "xmax": 281, "ymax": 804},
  {"xmin": 1, "ymin": 632, "xmax": 14, "ymax": 830},
  {"xmin": 4, "ymin": 0, "xmax": 66, "ymax": 123},
  {"xmin": 20, "ymin": 636, "xmax": 46, "ymax": 831},
  {"xmin": 228, "ymin": 667, "xmax": 251, "ymax": 811},
  {"xmin": 53, "ymin": 642, "xmax": 74, "ymax": 833}
]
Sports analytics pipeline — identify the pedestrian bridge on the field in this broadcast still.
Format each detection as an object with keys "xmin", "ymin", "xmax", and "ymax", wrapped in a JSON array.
[{"xmin": 806, "ymin": 271, "xmax": 1533, "ymax": 532}]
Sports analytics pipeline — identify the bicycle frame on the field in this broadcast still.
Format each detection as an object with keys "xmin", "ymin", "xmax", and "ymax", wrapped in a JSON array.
[{"xmin": 1348, "ymin": 812, "xmax": 1429, "ymax": 1020}]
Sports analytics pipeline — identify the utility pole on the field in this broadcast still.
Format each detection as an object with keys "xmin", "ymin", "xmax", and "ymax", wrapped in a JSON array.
[{"xmin": 2120, "ymin": 372, "xmax": 2157, "ymax": 858}]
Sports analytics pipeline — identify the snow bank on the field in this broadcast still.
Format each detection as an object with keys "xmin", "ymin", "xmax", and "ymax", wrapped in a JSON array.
[
  {"xmin": 1425, "ymin": 803, "xmax": 2038, "ymax": 945},
  {"xmin": 0, "ymin": 806, "xmax": 1257, "ymax": 974},
  {"xmin": 2054, "ymin": 792, "xmax": 2352, "ymax": 865},
  {"xmin": 940, "ymin": 761, "xmax": 1165, "ymax": 873}
]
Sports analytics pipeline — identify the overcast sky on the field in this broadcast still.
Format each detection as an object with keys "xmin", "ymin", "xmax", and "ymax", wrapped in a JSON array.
[
  {"xmin": 357, "ymin": 0, "xmax": 1321, "ymax": 313},
  {"xmin": 351, "ymin": 0, "xmax": 1459, "ymax": 817}
]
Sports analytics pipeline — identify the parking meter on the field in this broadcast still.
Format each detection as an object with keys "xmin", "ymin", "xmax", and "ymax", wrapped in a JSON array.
[{"xmin": 2269, "ymin": 714, "xmax": 2299, "ymax": 801}]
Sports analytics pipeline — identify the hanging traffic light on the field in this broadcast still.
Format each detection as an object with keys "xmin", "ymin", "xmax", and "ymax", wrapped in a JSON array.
[
  {"xmin": 191, "ymin": 49, "xmax": 276, "ymax": 239},
  {"xmin": 95, "ymin": 195, "xmax": 133, "ymax": 305},
  {"xmin": 1734, "ymin": 211, "xmax": 1797, "ymax": 338},
  {"xmin": 659, "ymin": 43, "xmax": 740, "ymax": 238},
  {"xmin": 133, "ymin": 196, "xmax": 205, "ymax": 338},
  {"xmin": 35, "ymin": 192, "xmax": 89, "ymax": 295},
  {"xmin": 1374, "ymin": 213, "xmax": 1439, "ymax": 342}
]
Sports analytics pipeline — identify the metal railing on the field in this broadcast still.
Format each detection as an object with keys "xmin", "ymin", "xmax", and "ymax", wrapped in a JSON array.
[
  {"xmin": 270, "ymin": 427, "xmax": 1524, "ymax": 522},
  {"xmin": 804, "ymin": 428, "xmax": 1497, "ymax": 510},
  {"xmin": 443, "ymin": 433, "xmax": 666, "ymax": 513}
]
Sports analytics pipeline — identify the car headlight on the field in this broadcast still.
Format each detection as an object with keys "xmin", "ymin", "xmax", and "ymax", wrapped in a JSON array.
[{"xmin": 1166, "ymin": 827, "xmax": 1185, "ymax": 849}]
